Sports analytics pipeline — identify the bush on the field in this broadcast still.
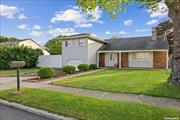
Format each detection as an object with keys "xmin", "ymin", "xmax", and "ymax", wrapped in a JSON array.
[
  {"xmin": 78, "ymin": 64, "xmax": 89, "ymax": 71},
  {"xmin": 62, "ymin": 65, "xmax": 76, "ymax": 74},
  {"xmin": 89, "ymin": 64, "xmax": 97, "ymax": 70},
  {"xmin": 0, "ymin": 46, "xmax": 43, "ymax": 69},
  {"xmin": 38, "ymin": 67, "xmax": 56, "ymax": 78}
]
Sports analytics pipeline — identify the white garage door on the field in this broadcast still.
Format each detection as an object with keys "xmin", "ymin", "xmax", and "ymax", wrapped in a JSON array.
[
  {"xmin": 129, "ymin": 52, "xmax": 153, "ymax": 68},
  {"xmin": 68, "ymin": 59, "xmax": 82, "ymax": 68}
]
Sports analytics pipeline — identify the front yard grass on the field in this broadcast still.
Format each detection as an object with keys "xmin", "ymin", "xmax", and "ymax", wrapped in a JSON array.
[
  {"xmin": 53, "ymin": 69, "xmax": 180, "ymax": 99},
  {"xmin": 0, "ymin": 68, "xmax": 39, "ymax": 77},
  {"xmin": 0, "ymin": 88, "xmax": 179, "ymax": 120}
]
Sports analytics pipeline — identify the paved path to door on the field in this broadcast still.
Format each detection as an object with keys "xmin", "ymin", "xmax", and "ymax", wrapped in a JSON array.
[{"xmin": 1, "ymin": 70, "xmax": 180, "ymax": 110}]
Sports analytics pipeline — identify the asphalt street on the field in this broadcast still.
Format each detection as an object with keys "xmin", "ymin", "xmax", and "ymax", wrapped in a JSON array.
[{"xmin": 0, "ymin": 103, "xmax": 55, "ymax": 120}]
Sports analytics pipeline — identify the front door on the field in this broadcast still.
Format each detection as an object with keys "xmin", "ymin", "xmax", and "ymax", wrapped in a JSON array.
[
  {"xmin": 99, "ymin": 53, "xmax": 105, "ymax": 67},
  {"xmin": 105, "ymin": 53, "xmax": 118, "ymax": 67}
]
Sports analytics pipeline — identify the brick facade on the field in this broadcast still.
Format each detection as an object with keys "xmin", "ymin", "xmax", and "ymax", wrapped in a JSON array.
[
  {"xmin": 153, "ymin": 51, "xmax": 167, "ymax": 69},
  {"xmin": 121, "ymin": 53, "xmax": 128, "ymax": 68}
]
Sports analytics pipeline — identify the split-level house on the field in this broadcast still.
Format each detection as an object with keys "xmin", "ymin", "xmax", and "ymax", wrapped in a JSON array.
[
  {"xmin": 0, "ymin": 38, "xmax": 50, "ymax": 55},
  {"xmin": 61, "ymin": 29, "xmax": 169, "ymax": 69}
]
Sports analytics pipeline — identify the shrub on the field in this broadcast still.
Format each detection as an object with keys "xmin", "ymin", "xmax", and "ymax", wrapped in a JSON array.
[
  {"xmin": 62, "ymin": 65, "xmax": 76, "ymax": 74},
  {"xmin": 89, "ymin": 64, "xmax": 97, "ymax": 70},
  {"xmin": 0, "ymin": 46, "xmax": 43, "ymax": 69},
  {"xmin": 38, "ymin": 67, "xmax": 56, "ymax": 78},
  {"xmin": 78, "ymin": 64, "xmax": 89, "ymax": 71}
]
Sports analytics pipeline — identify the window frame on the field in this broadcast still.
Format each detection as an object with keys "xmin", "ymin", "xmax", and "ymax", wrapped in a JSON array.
[{"xmin": 79, "ymin": 39, "xmax": 85, "ymax": 47}]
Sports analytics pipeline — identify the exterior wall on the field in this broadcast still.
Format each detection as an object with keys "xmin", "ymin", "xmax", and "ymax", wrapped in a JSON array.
[
  {"xmin": 62, "ymin": 38, "xmax": 88, "ymax": 67},
  {"xmin": 37, "ymin": 55, "xmax": 62, "ymax": 68},
  {"xmin": 153, "ymin": 51, "xmax": 167, "ymax": 69},
  {"xmin": 121, "ymin": 53, "xmax": 128, "ymax": 68},
  {"xmin": 87, "ymin": 40, "xmax": 104, "ymax": 64},
  {"xmin": 18, "ymin": 40, "xmax": 50, "ymax": 55}
]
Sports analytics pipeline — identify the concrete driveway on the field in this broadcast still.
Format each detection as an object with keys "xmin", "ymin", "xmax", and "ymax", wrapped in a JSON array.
[{"xmin": 0, "ymin": 77, "xmax": 42, "ymax": 90}]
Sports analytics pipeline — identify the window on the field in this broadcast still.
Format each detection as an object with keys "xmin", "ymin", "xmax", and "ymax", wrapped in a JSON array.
[
  {"xmin": 79, "ymin": 39, "xmax": 85, "ymax": 47},
  {"xmin": 131, "ymin": 52, "xmax": 152, "ymax": 60},
  {"xmin": 65, "ymin": 41, "xmax": 70, "ymax": 47}
]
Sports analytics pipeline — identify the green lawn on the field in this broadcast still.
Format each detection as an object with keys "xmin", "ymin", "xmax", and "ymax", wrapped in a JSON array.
[
  {"xmin": 53, "ymin": 69, "xmax": 180, "ymax": 99},
  {"xmin": 0, "ymin": 88, "xmax": 179, "ymax": 120},
  {"xmin": 0, "ymin": 68, "xmax": 39, "ymax": 77}
]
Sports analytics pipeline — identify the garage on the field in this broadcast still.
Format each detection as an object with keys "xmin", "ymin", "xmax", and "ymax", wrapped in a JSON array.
[{"xmin": 128, "ymin": 52, "xmax": 153, "ymax": 68}]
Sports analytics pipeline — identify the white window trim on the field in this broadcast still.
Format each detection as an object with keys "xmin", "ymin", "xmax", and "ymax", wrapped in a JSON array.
[{"xmin": 79, "ymin": 39, "xmax": 85, "ymax": 47}]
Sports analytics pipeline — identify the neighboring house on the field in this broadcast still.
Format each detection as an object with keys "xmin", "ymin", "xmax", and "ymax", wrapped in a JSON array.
[
  {"xmin": 61, "ymin": 30, "xmax": 169, "ymax": 69},
  {"xmin": 0, "ymin": 38, "xmax": 50, "ymax": 55}
]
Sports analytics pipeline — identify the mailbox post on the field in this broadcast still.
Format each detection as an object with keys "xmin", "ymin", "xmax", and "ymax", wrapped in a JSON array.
[{"xmin": 9, "ymin": 61, "xmax": 25, "ymax": 91}]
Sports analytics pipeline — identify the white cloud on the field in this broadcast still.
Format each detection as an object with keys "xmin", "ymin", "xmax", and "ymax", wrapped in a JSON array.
[
  {"xmin": 50, "ymin": 6, "xmax": 102, "ymax": 27},
  {"xmin": 0, "ymin": 4, "xmax": 18, "ymax": 19},
  {"xmin": 17, "ymin": 24, "xmax": 29, "ymax": 30},
  {"xmin": 90, "ymin": 34, "xmax": 96, "ymax": 37},
  {"xmin": 51, "ymin": 9, "xmax": 86, "ymax": 24},
  {"xmin": 75, "ymin": 23, "xmax": 93, "ymax": 28},
  {"xmin": 18, "ymin": 14, "xmax": 27, "ymax": 19},
  {"xmin": 146, "ymin": 19, "xmax": 159, "ymax": 25},
  {"xmin": 148, "ymin": 2, "xmax": 168, "ymax": 18},
  {"xmin": 119, "ymin": 31, "xmax": 127, "ymax": 34},
  {"xmin": 48, "ymin": 26, "xmax": 52, "ymax": 28},
  {"xmin": 29, "ymin": 31, "xmax": 44, "ymax": 37},
  {"xmin": 105, "ymin": 31, "xmax": 113, "ymax": 35},
  {"xmin": 47, "ymin": 28, "xmax": 78, "ymax": 37},
  {"xmin": 33, "ymin": 25, "xmax": 41, "ymax": 30},
  {"xmin": 136, "ymin": 29, "xmax": 151, "ymax": 32},
  {"xmin": 124, "ymin": 19, "xmax": 133, "ymax": 26}
]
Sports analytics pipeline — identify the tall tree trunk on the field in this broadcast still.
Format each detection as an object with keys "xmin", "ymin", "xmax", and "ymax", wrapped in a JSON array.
[{"xmin": 167, "ymin": 1, "xmax": 180, "ymax": 85}]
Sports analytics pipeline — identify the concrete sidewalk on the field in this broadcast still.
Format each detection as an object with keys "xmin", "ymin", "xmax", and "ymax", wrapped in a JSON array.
[{"xmin": 39, "ymin": 84, "xmax": 180, "ymax": 110}]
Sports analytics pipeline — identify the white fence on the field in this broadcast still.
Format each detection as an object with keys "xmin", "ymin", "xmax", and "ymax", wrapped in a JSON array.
[{"xmin": 37, "ymin": 55, "xmax": 62, "ymax": 68}]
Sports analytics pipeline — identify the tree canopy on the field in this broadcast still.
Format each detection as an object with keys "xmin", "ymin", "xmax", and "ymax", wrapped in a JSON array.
[
  {"xmin": 0, "ymin": 36, "xmax": 17, "ymax": 42},
  {"xmin": 77, "ymin": 0, "xmax": 176, "ymax": 18},
  {"xmin": 45, "ymin": 35, "xmax": 63, "ymax": 55}
]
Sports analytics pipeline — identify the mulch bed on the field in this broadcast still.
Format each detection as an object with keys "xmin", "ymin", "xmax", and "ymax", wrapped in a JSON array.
[{"xmin": 24, "ymin": 70, "xmax": 82, "ymax": 82}]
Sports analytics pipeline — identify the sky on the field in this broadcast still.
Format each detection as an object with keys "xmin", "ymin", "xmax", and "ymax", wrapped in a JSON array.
[{"xmin": 0, "ymin": 0, "xmax": 169, "ymax": 45}]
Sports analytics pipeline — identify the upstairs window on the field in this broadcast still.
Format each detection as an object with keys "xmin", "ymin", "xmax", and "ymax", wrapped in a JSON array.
[
  {"xmin": 65, "ymin": 41, "xmax": 71, "ymax": 47},
  {"xmin": 79, "ymin": 39, "xmax": 85, "ymax": 47}
]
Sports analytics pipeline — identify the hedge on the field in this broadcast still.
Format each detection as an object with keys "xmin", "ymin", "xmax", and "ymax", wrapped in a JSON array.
[
  {"xmin": 89, "ymin": 64, "xmax": 97, "ymax": 70},
  {"xmin": 0, "ymin": 46, "xmax": 43, "ymax": 69},
  {"xmin": 62, "ymin": 65, "xmax": 76, "ymax": 74},
  {"xmin": 38, "ymin": 67, "xmax": 56, "ymax": 78},
  {"xmin": 78, "ymin": 64, "xmax": 89, "ymax": 71}
]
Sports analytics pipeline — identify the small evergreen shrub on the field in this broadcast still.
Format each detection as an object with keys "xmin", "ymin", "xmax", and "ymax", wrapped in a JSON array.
[
  {"xmin": 38, "ymin": 67, "xmax": 56, "ymax": 78},
  {"xmin": 78, "ymin": 64, "xmax": 89, "ymax": 71},
  {"xmin": 62, "ymin": 65, "xmax": 76, "ymax": 74},
  {"xmin": 89, "ymin": 64, "xmax": 97, "ymax": 70}
]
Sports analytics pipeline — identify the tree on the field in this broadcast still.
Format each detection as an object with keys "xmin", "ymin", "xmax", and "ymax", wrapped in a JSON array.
[
  {"xmin": 77, "ymin": 0, "xmax": 180, "ymax": 85},
  {"xmin": 45, "ymin": 35, "xmax": 63, "ymax": 55},
  {"xmin": 0, "ymin": 36, "xmax": 17, "ymax": 42}
]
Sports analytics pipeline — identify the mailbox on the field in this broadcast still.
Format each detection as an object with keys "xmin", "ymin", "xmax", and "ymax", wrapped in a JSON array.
[
  {"xmin": 9, "ymin": 61, "xmax": 25, "ymax": 68},
  {"xmin": 9, "ymin": 61, "xmax": 25, "ymax": 91}
]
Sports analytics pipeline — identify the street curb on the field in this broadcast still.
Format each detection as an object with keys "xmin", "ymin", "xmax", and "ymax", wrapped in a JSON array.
[{"xmin": 0, "ymin": 99, "xmax": 75, "ymax": 120}]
